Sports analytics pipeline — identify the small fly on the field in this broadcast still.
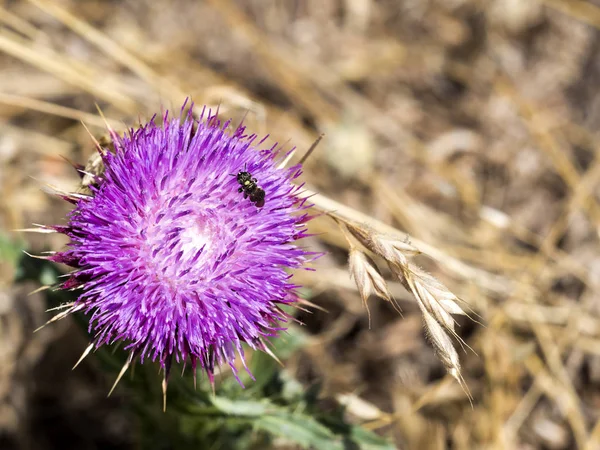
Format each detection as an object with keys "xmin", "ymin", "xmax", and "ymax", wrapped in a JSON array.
[{"xmin": 231, "ymin": 165, "xmax": 265, "ymax": 208}]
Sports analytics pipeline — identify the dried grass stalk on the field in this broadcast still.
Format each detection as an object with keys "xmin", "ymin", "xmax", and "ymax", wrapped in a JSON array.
[
  {"xmin": 393, "ymin": 262, "xmax": 471, "ymax": 398},
  {"xmin": 348, "ymin": 246, "xmax": 392, "ymax": 327},
  {"xmin": 345, "ymin": 221, "xmax": 420, "ymax": 268},
  {"xmin": 340, "ymin": 217, "xmax": 472, "ymax": 396}
]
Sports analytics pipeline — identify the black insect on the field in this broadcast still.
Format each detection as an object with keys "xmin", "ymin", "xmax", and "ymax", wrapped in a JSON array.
[{"xmin": 231, "ymin": 166, "xmax": 265, "ymax": 207}]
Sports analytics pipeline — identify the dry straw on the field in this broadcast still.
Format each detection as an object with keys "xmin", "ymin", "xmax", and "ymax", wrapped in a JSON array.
[{"xmin": 331, "ymin": 214, "xmax": 473, "ymax": 398}]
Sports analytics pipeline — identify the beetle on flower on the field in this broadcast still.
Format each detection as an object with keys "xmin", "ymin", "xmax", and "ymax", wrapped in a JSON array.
[{"xmin": 32, "ymin": 103, "xmax": 314, "ymax": 408}]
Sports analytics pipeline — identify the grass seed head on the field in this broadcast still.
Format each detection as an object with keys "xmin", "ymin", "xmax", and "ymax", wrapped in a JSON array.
[
  {"xmin": 391, "ymin": 262, "xmax": 470, "ymax": 395},
  {"xmin": 344, "ymin": 221, "xmax": 420, "ymax": 268},
  {"xmin": 339, "ymin": 219, "xmax": 471, "ymax": 395},
  {"xmin": 348, "ymin": 246, "xmax": 392, "ymax": 326}
]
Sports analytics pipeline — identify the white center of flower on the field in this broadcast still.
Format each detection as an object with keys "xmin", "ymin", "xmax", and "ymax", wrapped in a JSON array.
[
  {"xmin": 179, "ymin": 224, "xmax": 212, "ymax": 259},
  {"xmin": 139, "ymin": 202, "xmax": 236, "ymax": 287}
]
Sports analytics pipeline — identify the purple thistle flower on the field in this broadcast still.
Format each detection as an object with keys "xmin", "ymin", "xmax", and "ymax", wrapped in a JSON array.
[{"xmin": 42, "ymin": 104, "xmax": 313, "ymax": 399}]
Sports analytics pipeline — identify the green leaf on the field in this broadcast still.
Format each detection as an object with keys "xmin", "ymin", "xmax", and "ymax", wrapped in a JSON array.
[
  {"xmin": 347, "ymin": 424, "xmax": 397, "ymax": 450},
  {"xmin": 255, "ymin": 411, "xmax": 343, "ymax": 450},
  {"xmin": 256, "ymin": 411, "xmax": 396, "ymax": 450},
  {"xmin": 0, "ymin": 233, "xmax": 24, "ymax": 275},
  {"xmin": 210, "ymin": 396, "xmax": 270, "ymax": 417},
  {"xmin": 40, "ymin": 264, "xmax": 59, "ymax": 286},
  {"xmin": 273, "ymin": 325, "xmax": 307, "ymax": 359},
  {"xmin": 279, "ymin": 369, "xmax": 304, "ymax": 402}
]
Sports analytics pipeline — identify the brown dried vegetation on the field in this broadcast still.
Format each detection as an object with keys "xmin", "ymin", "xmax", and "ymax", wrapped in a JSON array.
[{"xmin": 1, "ymin": 0, "xmax": 600, "ymax": 449}]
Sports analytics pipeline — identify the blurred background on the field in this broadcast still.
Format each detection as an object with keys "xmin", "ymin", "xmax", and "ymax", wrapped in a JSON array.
[{"xmin": 1, "ymin": 0, "xmax": 600, "ymax": 449}]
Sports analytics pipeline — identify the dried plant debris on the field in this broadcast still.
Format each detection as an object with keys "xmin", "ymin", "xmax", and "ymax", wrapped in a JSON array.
[
  {"xmin": 3, "ymin": 0, "xmax": 600, "ymax": 447},
  {"xmin": 344, "ymin": 220, "xmax": 421, "ymax": 269},
  {"xmin": 348, "ymin": 246, "xmax": 392, "ymax": 326},
  {"xmin": 341, "ymin": 218, "xmax": 473, "ymax": 397}
]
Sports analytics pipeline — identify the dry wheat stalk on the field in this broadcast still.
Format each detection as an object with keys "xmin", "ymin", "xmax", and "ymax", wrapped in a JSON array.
[
  {"xmin": 348, "ymin": 246, "xmax": 392, "ymax": 327},
  {"xmin": 334, "ymin": 217, "xmax": 473, "ymax": 397}
]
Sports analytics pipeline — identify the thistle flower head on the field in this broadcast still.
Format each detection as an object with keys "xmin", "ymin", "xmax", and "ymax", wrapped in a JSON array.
[{"xmin": 47, "ymin": 104, "xmax": 312, "ymax": 387}]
